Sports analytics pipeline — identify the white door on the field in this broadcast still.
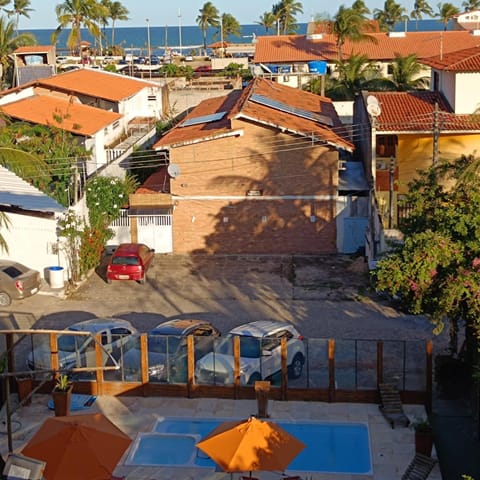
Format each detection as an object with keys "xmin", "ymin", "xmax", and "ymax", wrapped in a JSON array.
[{"xmin": 137, "ymin": 215, "xmax": 172, "ymax": 253}]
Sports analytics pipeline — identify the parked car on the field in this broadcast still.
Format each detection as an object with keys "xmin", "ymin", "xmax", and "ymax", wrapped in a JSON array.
[
  {"xmin": 0, "ymin": 260, "xmax": 41, "ymax": 307},
  {"xmin": 195, "ymin": 320, "xmax": 305, "ymax": 385},
  {"xmin": 106, "ymin": 243, "xmax": 155, "ymax": 284},
  {"xmin": 123, "ymin": 319, "xmax": 221, "ymax": 382},
  {"xmin": 194, "ymin": 65, "xmax": 212, "ymax": 73},
  {"xmin": 27, "ymin": 318, "xmax": 137, "ymax": 372}
]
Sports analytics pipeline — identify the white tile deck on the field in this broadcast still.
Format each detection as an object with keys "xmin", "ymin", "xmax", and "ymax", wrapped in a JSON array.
[{"xmin": 0, "ymin": 394, "xmax": 442, "ymax": 480}]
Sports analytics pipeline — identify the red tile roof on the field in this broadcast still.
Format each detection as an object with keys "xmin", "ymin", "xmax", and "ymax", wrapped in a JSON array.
[
  {"xmin": 13, "ymin": 45, "xmax": 55, "ymax": 54},
  {"xmin": 254, "ymin": 31, "xmax": 480, "ymax": 63},
  {"xmin": 36, "ymin": 68, "xmax": 157, "ymax": 102},
  {"xmin": 154, "ymin": 78, "xmax": 352, "ymax": 151},
  {"xmin": 421, "ymin": 46, "xmax": 480, "ymax": 71},
  {"xmin": 0, "ymin": 95, "xmax": 122, "ymax": 136},
  {"xmin": 366, "ymin": 91, "xmax": 480, "ymax": 132}
]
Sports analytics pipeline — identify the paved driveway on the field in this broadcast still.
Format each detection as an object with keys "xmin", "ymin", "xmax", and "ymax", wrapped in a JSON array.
[{"xmin": 1, "ymin": 254, "xmax": 447, "ymax": 349}]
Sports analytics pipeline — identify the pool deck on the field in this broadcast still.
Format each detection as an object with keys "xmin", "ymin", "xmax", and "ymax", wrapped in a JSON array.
[{"xmin": 0, "ymin": 394, "xmax": 441, "ymax": 480}]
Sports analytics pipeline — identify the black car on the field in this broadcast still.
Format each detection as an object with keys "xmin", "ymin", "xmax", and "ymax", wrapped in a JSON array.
[{"xmin": 122, "ymin": 319, "xmax": 220, "ymax": 383}]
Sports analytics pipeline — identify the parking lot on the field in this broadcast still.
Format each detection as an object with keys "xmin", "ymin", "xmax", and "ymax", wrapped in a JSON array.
[{"xmin": 1, "ymin": 254, "xmax": 447, "ymax": 349}]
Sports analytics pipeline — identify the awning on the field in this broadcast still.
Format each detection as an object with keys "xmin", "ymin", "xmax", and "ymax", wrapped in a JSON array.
[{"xmin": 339, "ymin": 161, "xmax": 369, "ymax": 193}]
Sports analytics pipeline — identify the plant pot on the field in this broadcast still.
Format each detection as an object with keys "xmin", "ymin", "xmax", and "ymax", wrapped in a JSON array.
[
  {"xmin": 415, "ymin": 431, "xmax": 434, "ymax": 456},
  {"xmin": 52, "ymin": 386, "xmax": 73, "ymax": 417},
  {"xmin": 16, "ymin": 377, "xmax": 33, "ymax": 406}
]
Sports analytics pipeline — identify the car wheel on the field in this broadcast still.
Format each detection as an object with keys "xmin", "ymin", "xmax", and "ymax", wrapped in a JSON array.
[
  {"xmin": 288, "ymin": 353, "xmax": 305, "ymax": 379},
  {"xmin": 106, "ymin": 278, "xmax": 112, "ymax": 284},
  {"xmin": 139, "ymin": 273, "xmax": 146, "ymax": 285},
  {"xmin": 247, "ymin": 372, "xmax": 262, "ymax": 385},
  {"xmin": 0, "ymin": 292, "xmax": 11, "ymax": 307}
]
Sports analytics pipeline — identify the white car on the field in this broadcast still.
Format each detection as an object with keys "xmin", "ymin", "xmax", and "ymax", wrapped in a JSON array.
[
  {"xmin": 195, "ymin": 320, "xmax": 305, "ymax": 385},
  {"xmin": 27, "ymin": 318, "xmax": 137, "ymax": 372}
]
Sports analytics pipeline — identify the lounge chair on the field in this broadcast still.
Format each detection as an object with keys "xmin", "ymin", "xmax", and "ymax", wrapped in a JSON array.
[
  {"xmin": 378, "ymin": 382, "xmax": 411, "ymax": 428},
  {"xmin": 401, "ymin": 453, "xmax": 437, "ymax": 479}
]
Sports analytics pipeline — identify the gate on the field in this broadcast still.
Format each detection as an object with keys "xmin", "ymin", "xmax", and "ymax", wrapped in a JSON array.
[
  {"xmin": 135, "ymin": 212, "xmax": 172, "ymax": 253},
  {"xmin": 109, "ymin": 209, "xmax": 173, "ymax": 253}
]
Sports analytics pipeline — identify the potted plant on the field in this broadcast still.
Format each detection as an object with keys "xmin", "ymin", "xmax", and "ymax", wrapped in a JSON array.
[
  {"xmin": 412, "ymin": 417, "xmax": 434, "ymax": 456},
  {"xmin": 52, "ymin": 374, "xmax": 73, "ymax": 417},
  {"xmin": 15, "ymin": 374, "xmax": 34, "ymax": 406}
]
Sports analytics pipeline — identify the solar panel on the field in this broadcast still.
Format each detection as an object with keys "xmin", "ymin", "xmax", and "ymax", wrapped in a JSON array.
[
  {"xmin": 180, "ymin": 111, "xmax": 226, "ymax": 127},
  {"xmin": 249, "ymin": 93, "xmax": 334, "ymax": 127}
]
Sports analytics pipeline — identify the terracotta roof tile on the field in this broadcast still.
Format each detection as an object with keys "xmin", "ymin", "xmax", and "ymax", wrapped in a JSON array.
[
  {"xmin": 254, "ymin": 31, "xmax": 480, "ymax": 63},
  {"xmin": 36, "ymin": 68, "xmax": 157, "ymax": 102},
  {"xmin": 421, "ymin": 45, "xmax": 480, "ymax": 71},
  {"xmin": 0, "ymin": 95, "xmax": 121, "ymax": 136},
  {"xmin": 367, "ymin": 91, "xmax": 480, "ymax": 132},
  {"xmin": 13, "ymin": 45, "xmax": 55, "ymax": 54},
  {"xmin": 154, "ymin": 78, "xmax": 352, "ymax": 151}
]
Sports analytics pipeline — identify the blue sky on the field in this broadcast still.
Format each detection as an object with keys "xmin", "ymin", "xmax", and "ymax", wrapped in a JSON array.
[{"xmin": 18, "ymin": 0, "xmax": 424, "ymax": 30}]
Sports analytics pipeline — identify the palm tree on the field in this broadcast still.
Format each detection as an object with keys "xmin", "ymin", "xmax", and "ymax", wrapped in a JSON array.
[
  {"xmin": 272, "ymin": 0, "xmax": 303, "ymax": 35},
  {"xmin": 323, "ymin": 54, "xmax": 384, "ymax": 100},
  {"xmin": 0, "ymin": 16, "xmax": 35, "ymax": 86},
  {"xmin": 410, "ymin": 0, "xmax": 434, "ymax": 30},
  {"xmin": 332, "ymin": 5, "xmax": 375, "ymax": 61},
  {"xmin": 4, "ymin": 0, "xmax": 33, "ymax": 34},
  {"xmin": 462, "ymin": 0, "xmax": 480, "ymax": 11},
  {"xmin": 390, "ymin": 53, "xmax": 430, "ymax": 90},
  {"xmin": 436, "ymin": 2, "xmax": 460, "ymax": 30},
  {"xmin": 256, "ymin": 11, "xmax": 277, "ymax": 33},
  {"xmin": 374, "ymin": 0, "xmax": 408, "ymax": 31},
  {"xmin": 196, "ymin": 2, "xmax": 220, "ymax": 54},
  {"xmin": 52, "ymin": 0, "xmax": 102, "ymax": 52},
  {"xmin": 352, "ymin": 0, "xmax": 371, "ymax": 16},
  {"xmin": 220, "ymin": 13, "xmax": 241, "ymax": 39},
  {"xmin": 0, "ymin": 211, "xmax": 10, "ymax": 253},
  {"xmin": 107, "ymin": 0, "xmax": 129, "ymax": 47}
]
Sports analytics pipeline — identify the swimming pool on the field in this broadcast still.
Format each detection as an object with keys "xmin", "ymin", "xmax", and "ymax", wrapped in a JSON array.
[{"xmin": 125, "ymin": 417, "xmax": 372, "ymax": 474}]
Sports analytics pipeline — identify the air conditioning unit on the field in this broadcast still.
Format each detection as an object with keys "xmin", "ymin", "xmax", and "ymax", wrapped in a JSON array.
[{"xmin": 338, "ymin": 160, "xmax": 347, "ymax": 170}]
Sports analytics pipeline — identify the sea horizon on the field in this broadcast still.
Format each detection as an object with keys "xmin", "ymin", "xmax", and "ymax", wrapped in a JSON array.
[{"xmin": 21, "ymin": 19, "xmax": 451, "ymax": 54}]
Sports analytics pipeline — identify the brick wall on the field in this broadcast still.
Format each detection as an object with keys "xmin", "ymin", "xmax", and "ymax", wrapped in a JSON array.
[{"xmin": 169, "ymin": 120, "xmax": 340, "ymax": 254}]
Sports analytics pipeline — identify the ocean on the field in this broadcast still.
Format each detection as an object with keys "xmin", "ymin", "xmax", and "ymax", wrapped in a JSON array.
[{"xmin": 21, "ymin": 19, "xmax": 450, "ymax": 55}]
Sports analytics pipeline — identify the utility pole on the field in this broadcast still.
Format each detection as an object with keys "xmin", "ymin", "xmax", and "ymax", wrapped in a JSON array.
[
  {"xmin": 178, "ymin": 9, "xmax": 182, "ymax": 53},
  {"xmin": 433, "ymin": 102, "xmax": 439, "ymax": 164},
  {"xmin": 389, "ymin": 156, "xmax": 395, "ymax": 229}
]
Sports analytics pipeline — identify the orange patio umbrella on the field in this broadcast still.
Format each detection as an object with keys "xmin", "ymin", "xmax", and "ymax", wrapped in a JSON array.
[
  {"xmin": 21, "ymin": 413, "xmax": 131, "ymax": 480},
  {"xmin": 196, "ymin": 416, "xmax": 305, "ymax": 476}
]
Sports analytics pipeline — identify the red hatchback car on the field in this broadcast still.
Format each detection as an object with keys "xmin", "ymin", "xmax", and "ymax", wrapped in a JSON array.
[{"xmin": 106, "ymin": 243, "xmax": 155, "ymax": 284}]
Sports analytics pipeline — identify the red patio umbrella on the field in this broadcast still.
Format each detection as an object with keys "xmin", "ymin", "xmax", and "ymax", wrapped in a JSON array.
[{"xmin": 21, "ymin": 413, "xmax": 131, "ymax": 480}]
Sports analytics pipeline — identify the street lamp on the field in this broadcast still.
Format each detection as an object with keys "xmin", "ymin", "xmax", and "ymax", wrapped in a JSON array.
[
  {"xmin": 178, "ymin": 9, "xmax": 182, "ymax": 53},
  {"xmin": 146, "ymin": 18, "xmax": 151, "ymax": 62}
]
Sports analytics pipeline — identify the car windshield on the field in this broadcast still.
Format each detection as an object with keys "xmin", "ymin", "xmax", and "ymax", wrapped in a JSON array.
[
  {"xmin": 217, "ymin": 334, "xmax": 261, "ymax": 358},
  {"xmin": 147, "ymin": 335, "xmax": 182, "ymax": 354},
  {"xmin": 111, "ymin": 256, "xmax": 139, "ymax": 265},
  {"xmin": 57, "ymin": 334, "xmax": 88, "ymax": 352}
]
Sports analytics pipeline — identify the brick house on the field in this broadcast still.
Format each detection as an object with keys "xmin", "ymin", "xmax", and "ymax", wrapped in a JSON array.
[{"xmin": 130, "ymin": 78, "xmax": 367, "ymax": 255}]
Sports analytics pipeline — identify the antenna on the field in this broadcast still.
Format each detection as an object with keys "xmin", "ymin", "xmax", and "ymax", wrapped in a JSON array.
[
  {"xmin": 366, "ymin": 95, "xmax": 381, "ymax": 117},
  {"xmin": 167, "ymin": 163, "xmax": 181, "ymax": 179}
]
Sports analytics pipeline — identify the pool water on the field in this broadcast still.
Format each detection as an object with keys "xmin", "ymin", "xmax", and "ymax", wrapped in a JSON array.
[{"xmin": 125, "ymin": 417, "xmax": 372, "ymax": 474}]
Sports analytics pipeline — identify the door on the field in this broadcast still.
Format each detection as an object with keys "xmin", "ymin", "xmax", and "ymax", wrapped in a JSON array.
[{"xmin": 343, "ymin": 217, "xmax": 368, "ymax": 254}]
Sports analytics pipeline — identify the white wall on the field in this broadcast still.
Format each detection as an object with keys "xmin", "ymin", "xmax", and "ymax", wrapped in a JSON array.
[
  {"xmin": 1, "ymin": 212, "xmax": 66, "ymax": 279},
  {"xmin": 454, "ymin": 72, "xmax": 480, "ymax": 114}
]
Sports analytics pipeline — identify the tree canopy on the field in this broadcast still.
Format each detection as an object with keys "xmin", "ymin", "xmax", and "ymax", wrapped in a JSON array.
[{"xmin": 373, "ymin": 154, "xmax": 480, "ymax": 357}]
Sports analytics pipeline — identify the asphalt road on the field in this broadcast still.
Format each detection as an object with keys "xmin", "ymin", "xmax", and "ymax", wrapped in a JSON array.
[{"xmin": 2, "ymin": 254, "xmax": 448, "ymax": 349}]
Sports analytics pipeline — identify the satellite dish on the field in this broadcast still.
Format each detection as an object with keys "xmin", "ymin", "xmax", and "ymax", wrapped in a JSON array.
[
  {"xmin": 167, "ymin": 163, "xmax": 181, "ymax": 178},
  {"xmin": 366, "ymin": 94, "xmax": 379, "ymax": 105},
  {"xmin": 367, "ymin": 102, "xmax": 381, "ymax": 117}
]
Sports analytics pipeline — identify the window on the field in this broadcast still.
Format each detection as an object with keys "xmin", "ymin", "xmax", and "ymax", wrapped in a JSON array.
[{"xmin": 376, "ymin": 135, "xmax": 397, "ymax": 157}]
